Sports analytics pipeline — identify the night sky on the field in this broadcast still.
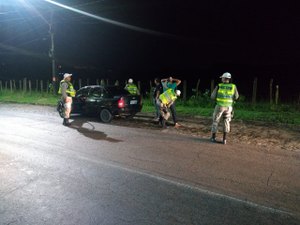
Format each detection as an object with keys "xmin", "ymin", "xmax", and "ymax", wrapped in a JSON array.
[{"xmin": 0, "ymin": 0, "xmax": 299, "ymax": 100}]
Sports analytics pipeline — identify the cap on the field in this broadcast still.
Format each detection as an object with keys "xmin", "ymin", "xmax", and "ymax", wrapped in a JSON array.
[
  {"xmin": 128, "ymin": 78, "xmax": 133, "ymax": 83},
  {"xmin": 220, "ymin": 72, "xmax": 231, "ymax": 79},
  {"xmin": 176, "ymin": 90, "xmax": 181, "ymax": 96},
  {"xmin": 63, "ymin": 73, "xmax": 72, "ymax": 79}
]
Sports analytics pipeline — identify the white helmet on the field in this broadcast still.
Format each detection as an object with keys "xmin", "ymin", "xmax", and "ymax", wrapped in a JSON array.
[
  {"xmin": 220, "ymin": 72, "xmax": 231, "ymax": 79},
  {"xmin": 128, "ymin": 78, "xmax": 133, "ymax": 84},
  {"xmin": 176, "ymin": 90, "xmax": 181, "ymax": 96},
  {"xmin": 63, "ymin": 73, "xmax": 72, "ymax": 79}
]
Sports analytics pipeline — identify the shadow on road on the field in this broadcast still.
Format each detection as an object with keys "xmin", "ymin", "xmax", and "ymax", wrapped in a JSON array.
[{"xmin": 69, "ymin": 118, "xmax": 122, "ymax": 143}]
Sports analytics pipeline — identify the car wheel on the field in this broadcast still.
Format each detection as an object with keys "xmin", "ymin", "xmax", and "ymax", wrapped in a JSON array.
[{"xmin": 100, "ymin": 108, "xmax": 113, "ymax": 123}]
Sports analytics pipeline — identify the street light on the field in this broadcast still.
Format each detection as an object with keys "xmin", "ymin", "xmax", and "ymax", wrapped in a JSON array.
[{"xmin": 48, "ymin": 10, "xmax": 57, "ymax": 94}]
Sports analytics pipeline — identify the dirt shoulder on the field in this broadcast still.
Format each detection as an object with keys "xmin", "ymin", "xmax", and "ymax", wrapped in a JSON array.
[{"xmin": 112, "ymin": 112, "xmax": 300, "ymax": 152}]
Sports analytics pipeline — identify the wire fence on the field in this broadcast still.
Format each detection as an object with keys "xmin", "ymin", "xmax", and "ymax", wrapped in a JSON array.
[{"xmin": 0, "ymin": 77, "xmax": 299, "ymax": 105}]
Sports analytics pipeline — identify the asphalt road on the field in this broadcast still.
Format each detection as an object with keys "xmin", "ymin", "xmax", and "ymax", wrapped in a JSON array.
[{"xmin": 0, "ymin": 104, "xmax": 299, "ymax": 225}]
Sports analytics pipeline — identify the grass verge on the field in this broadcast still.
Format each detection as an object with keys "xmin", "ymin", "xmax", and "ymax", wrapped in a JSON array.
[{"xmin": 1, "ymin": 91, "xmax": 299, "ymax": 125}]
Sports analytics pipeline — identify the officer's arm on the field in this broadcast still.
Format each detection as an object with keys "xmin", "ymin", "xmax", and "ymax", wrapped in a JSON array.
[
  {"xmin": 161, "ymin": 81, "xmax": 168, "ymax": 90},
  {"xmin": 234, "ymin": 87, "xmax": 239, "ymax": 101},
  {"xmin": 211, "ymin": 86, "xmax": 218, "ymax": 100},
  {"xmin": 161, "ymin": 78, "xmax": 168, "ymax": 83},
  {"xmin": 156, "ymin": 88, "xmax": 161, "ymax": 99},
  {"xmin": 61, "ymin": 83, "xmax": 68, "ymax": 100},
  {"xmin": 173, "ymin": 78, "xmax": 181, "ymax": 86},
  {"xmin": 167, "ymin": 101, "xmax": 174, "ymax": 108}
]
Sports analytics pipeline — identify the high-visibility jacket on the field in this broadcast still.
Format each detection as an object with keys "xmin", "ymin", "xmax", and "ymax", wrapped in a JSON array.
[
  {"xmin": 216, "ymin": 83, "xmax": 236, "ymax": 107},
  {"xmin": 159, "ymin": 89, "xmax": 177, "ymax": 106},
  {"xmin": 58, "ymin": 80, "xmax": 76, "ymax": 97},
  {"xmin": 125, "ymin": 84, "xmax": 138, "ymax": 95}
]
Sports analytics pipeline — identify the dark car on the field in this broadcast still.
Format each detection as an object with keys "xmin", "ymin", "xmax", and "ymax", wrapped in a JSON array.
[{"xmin": 57, "ymin": 85, "xmax": 142, "ymax": 123}]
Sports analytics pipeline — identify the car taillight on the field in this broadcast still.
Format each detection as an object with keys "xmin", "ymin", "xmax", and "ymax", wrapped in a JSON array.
[{"xmin": 118, "ymin": 97, "xmax": 125, "ymax": 108}]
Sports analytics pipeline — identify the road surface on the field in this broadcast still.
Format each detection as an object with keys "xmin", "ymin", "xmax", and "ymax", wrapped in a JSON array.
[{"xmin": 0, "ymin": 104, "xmax": 299, "ymax": 225}]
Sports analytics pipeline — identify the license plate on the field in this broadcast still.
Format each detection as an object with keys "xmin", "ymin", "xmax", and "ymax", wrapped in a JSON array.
[{"xmin": 130, "ymin": 100, "xmax": 138, "ymax": 104}]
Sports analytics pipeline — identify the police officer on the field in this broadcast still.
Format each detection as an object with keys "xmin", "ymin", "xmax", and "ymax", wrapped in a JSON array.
[
  {"xmin": 161, "ymin": 76, "xmax": 181, "ymax": 127},
  {"xmin": 157, "ymin": 89, "xmax": 181, "ymax": 128},
  {"xmin": 58, "ymin": 73, "xmax": 76, "ymax": 126},
  {"xmin": 210, "ymin": 72, "xmax": 239, "ymax": 144},
  {"xmin": 124, "ymin": 78, "xmax": 140, "ymax": 95}
]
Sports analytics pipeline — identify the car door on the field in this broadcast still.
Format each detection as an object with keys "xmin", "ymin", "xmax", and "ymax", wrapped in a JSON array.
[
  {"xmin": 85, "ymin": 86, "xmax": 104, "ymax": 114},
  {"xmin": 72, "ymin": 87, "xmax": 90, "ymax": 113}
]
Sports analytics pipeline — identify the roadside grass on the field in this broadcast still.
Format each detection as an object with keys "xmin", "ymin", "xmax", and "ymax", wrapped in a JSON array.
[
  {"xmin": 0, "ymin": 90, "xmax": 299, "ymax": 125},
  {"xmin": 0, "ymin": 90, "xmax": 58, "ymax": 105},
  {"xmin": 143, "ymin": 98, "xmax": 300, "ymax": 125}
]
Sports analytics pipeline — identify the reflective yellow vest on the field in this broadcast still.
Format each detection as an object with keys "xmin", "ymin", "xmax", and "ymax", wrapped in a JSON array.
[
  {"xmin": 58, "ymin": 80, "xmax": 76, "ymax": 97},
  {"xmin": 159, "ymin": 89, "xmax": 177, "ymax": 105},
  {"xmin": 126, "ymin": 84, "xmax": 138, "ymax": 95},
  {"xmin": 216, "ymin": 83, "xmax": 236, "ymax": 107}
]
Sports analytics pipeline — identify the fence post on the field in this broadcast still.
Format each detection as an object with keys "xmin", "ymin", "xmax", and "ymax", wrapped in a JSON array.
[
  {"xmin": 36, "ymin": 80, "xmax": 38, "ymax": 92},
  {"xmin": 23, "ymin": 78, "xmax": 27, "ymax": 92},
  {"xmin": 183, "ymin": 80, "xmax": 187, "ymax": 102},
  {"xmin": 252, "ymin": 77, "xmax": 258, "ymax": 105},
  {"xmin": 10, "ymin": 80, "xmax": 13, "ymax": 92},
  {"xmin": 196, "ymin": 79, "xmax": 200, "ymax": 97},
  {"xmin": 5, "ymin": 81, "xmax": 8, "ymax": 90},
  {"xmin": 19, "ymin": 80, "xmax": 22, "ymax": 91},
  {"xmin": 0, "ymin": 81, "xmax": 2, "ymax": 91},
  {"xmin": 100, "ymin": 79, "xmax": 105, "ymax": 86},
  {"xmin": 12, "ymin": 80, "xmax": 16, "ymax": 91},
  {"xmin": 269, "ymin": 78, "xmax": 273, "ymax": 104},
  {"xmin": 46, "ymin": 80, "xmax": 50, "ymax": 93},
  {"xmin": 86, "ymin": 78, "xmax": 90, "ymax": 86},
  {"xmin": 79, "ymin": 79, "xmax": 82, "ymax": 89},
  {"xmin": 275, "ymin": 85, "xmax": 279, "ymax": 105},
  {"xmin": 137, "ymin": 81, "xmax": 141, "ymax": 94},
  {"xmin": 210, "ymin": 79, "xmax": 215, "ymax": 94},
  {"xmin": 40, "ymin": 80, "xmax": 43, "ymax": 92},
  {"xmin": 96, "ymin": 79, "xmax": 99, "ymax": 85},
  {"xmin": 28, "ymin": 80, "xmax": 32, "ymax": 94},
  {"xmin": 149, "ymin": 80, "xmax": 152, "ymax": 99}
]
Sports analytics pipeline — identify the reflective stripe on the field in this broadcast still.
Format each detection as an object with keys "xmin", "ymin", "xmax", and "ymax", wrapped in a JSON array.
[
  {"xmin": 216, "ymin": 83, "xmax": 236, "ymax": 107},
  {"xmin": 58, "ymin": 80, "xmax": 76, "ymax": 97},
  {"xmin": 159, "ymin": 89, "xmax": 177, "ymax": 105},
  {"xmin": 126, "ymin": 84, "xmax": 138, "ymax": 95}
]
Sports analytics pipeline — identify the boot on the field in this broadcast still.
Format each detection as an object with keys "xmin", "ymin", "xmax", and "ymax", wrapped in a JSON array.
[
  {"xmin": 210, "ymin": 133, "xmax": 216, "ymax": 142},
  {"xmin": 63, "ymin": 118, "xmax": 71, "ymax": 126},
  {"xmin": 223, "ymin": 132, "xmax": 227, "ymax": 144},
  {"xmin": 161, "ymin": 118, "xmax": 167, "ymax": 128}
]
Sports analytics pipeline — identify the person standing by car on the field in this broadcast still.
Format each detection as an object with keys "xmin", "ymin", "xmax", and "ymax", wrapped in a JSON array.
[
  {"xmin": 58, "ymin": 73, "xmax": 76, "ymax": 126},
  {"xmin": 157, "ymin": 89, "xmax": 181, "ymax": 128},
  {"xmin": 153, "ymin": 78, "xmax": 163, "ymax": 120},
  {"xmin": 210, "ymin": 72, "xmax": 239, "ymax": 144},
  {"xmin": 161, "ymin": 76, "xmax": 181, "ymax": 128},
  {"xmin": 124, "ymin": 78, "xmax": 140, "ymax": 95}
]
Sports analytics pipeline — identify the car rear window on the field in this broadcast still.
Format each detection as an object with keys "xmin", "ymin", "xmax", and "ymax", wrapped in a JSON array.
[
  {"xmin": 105, "ymin": 86, "xmax": 129, "ymax": 96},
  {"xmin": 76, "ymin": 87, "xmax": 90, "ymax": 97},
  {"xmin": 89, "ymin": 87, "xmax": 103, "ymax": 97}
]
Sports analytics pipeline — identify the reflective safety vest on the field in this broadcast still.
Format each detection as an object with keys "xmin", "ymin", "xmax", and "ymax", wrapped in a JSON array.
[
  {"xmin": 125, "ymin": 84, "xmax": 138, "ymax": 95},
  {"xmin": 159, "ymin": 89, "xmax": 177, "ymax": 106},
  {"xmin": 216, "ymin": 83, "xmax": 236, "ymax": 107},
  {"xmin": 58, "ymin": 80, "xmax": 76, "ymax": 97}
]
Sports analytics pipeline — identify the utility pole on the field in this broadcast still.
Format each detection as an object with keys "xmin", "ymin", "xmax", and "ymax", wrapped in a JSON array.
[{"xmin": 49, "ymin": 11, "xmax": 57, "ymax": 94}]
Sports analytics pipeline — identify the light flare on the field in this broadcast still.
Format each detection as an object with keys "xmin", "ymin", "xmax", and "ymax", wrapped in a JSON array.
[{"xmin": 42, "ymin": 0, "xmax": 179, "ymax": 38}]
